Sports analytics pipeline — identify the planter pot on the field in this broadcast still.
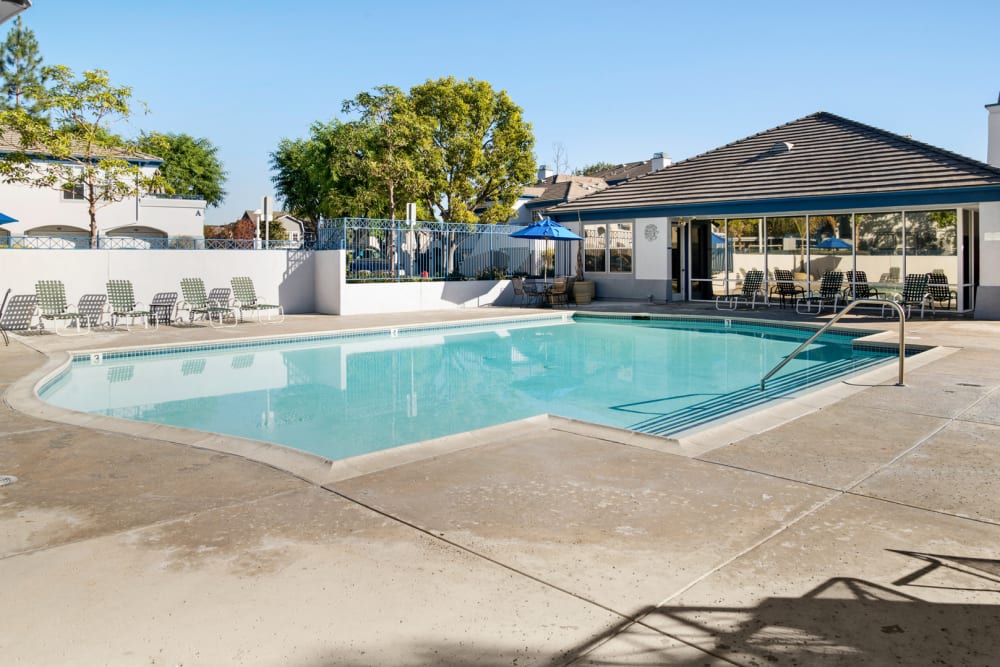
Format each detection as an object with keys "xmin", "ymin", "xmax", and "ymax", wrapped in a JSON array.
[{"xmin": 572, "ymin": 280, "xmax": 595, "ymax": 305}]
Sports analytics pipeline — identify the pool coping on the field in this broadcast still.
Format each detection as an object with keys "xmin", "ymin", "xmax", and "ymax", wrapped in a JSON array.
[{"xmin": 5, "ymin": 312, "xmax": 953, "ymax": 486}]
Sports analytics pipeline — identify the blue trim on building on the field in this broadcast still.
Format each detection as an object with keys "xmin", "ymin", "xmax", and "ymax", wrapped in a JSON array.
[{"xmin": 552, "ymin": 186, "xmax": 1000, "ymax": 222}]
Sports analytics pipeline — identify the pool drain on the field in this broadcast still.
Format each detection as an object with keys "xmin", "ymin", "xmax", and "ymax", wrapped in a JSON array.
[{"xmin": 0, "ymin": 475, "xmax": 17, "ymax": 487}]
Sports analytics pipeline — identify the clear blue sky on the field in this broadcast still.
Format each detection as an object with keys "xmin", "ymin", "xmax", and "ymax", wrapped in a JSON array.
[{"xmin": 17, "ymin": 0, "xmax": 1000, "ymax": 226}]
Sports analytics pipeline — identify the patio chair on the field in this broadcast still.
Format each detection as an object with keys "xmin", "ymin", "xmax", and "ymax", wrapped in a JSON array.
[
  {"xmin": 0, "ymin": 289, "xmax": 38, "ymax": 345},
  {"xmin": 796, "ymin": 271, "xmax": 844, "ymax": 314},
  {"xmin": 843, "ymin": 270, "xmax": 882, "ymax": 301},
  {"xmin": 230, "ymin": 276, "xmax": 285, "ymax": 324},
  {"xmin": 179, "ymin": 278, "xmax": 236, "ymax": 327},
  {"xmin": 769, "ymin": 269, "xmax": 805, "ymax": 309},
  {"xmin": 885, "ymin": 273, "xmax": 930, "ymax": 319},
  {"xmin": 546, "ymin": 276, "xmax": 570, "ymax": 307},
  {"xmin": 35, "ymin": 280, "xmax": 86, "ymax": 336},
  {"xmin": 149, "ymin": 292, "xmax": 178, "ymax": 325},
  {"xmin": 926, "ymin": 272, "xmax": 956, "ymax": 313},
  {"xmin": 716, "ymin": 269, "xmax": 764, "ymax": 310},
  {"xmin": 107, "ymin": 279, "xmax": 156, "ymax": 331},
  {"xmin": 510, "ymin": 276, "xmax": 542, "ymax": 306}
]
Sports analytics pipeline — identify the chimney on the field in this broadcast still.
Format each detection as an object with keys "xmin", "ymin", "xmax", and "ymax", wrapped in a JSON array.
[
  {"xmin": 988, "ymin": 91, "xmax": 1000, "ymax": 168},
  {"xmin": 537, "ymin": 164, "xmax": 554, "ymax": 181},
  {"xmin": 651, "ymin": 152, "xmax": 671, "ymax": 171}
]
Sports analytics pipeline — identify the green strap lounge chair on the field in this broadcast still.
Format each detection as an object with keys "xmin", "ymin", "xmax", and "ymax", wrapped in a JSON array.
[
  {"xmin": 107, "ymin": 279, "xmax": 156, "ymax": 331},
  {"xmin": 716, "ymin": 269, "xmax": 764, "ymax": 310},
  {"xmin": 796, "ymin": 271, "xmax": 844, "ymax": 314},
  {"xmin": 35, "ymin": 280, "xmax": 86, "ymax": 336},
  {"xmin": 230, "ymin": 276, "xmax": 284, "ymax": 324},
  {"xmin": 179, "ymin": 278, "xmax": 236, "ymax": 327}
]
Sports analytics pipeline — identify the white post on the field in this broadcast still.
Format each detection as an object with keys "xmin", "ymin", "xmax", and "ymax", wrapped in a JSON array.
[
  {"xmin": 976, "ymin": 95, "xmax": 1000, "ymax": 318},
  {"xmin": 253, "ymin": 209, "xmax": 264, "ymax": 250},
  {"xmin": 262, "ymin": 196, "xmax": 271, "ymax": 249}
]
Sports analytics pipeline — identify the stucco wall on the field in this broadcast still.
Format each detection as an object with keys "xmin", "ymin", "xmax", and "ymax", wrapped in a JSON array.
[
  {"xmin": 314, "ymin": 250, "xmax": 511, "ymax": 315},
  {"xmin": 0, "ymin": 248, "xmax": 315, "ymax": 313},
  {"xmin": 0, "ymin": 177, "xmax": 206, "ymax": 238}
]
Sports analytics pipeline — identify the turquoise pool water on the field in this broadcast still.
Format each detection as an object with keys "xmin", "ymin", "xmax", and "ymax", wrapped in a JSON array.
[{"xmin": 40, "ymin": 315, "xmax": 899, "ymax": 461}]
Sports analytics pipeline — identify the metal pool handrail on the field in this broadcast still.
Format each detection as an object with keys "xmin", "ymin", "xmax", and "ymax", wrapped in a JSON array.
[{"xmin": 760, "ymin": 299, "xmax": 906, "ymax": 391}]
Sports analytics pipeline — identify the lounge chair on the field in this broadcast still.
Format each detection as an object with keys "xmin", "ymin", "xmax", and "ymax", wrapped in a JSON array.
[
  {"xmin": 230, "ymin": 276, "xmax": 285, "ymax": 324},
  {"xmin": 796, "ymin": 271, "xmax": 844, "ymax": 314},
  {"xmin": 769, "ymin": 269, "xmax": 805, "ymax": 308},
  {"xmin": 208, "ymin": 287, "xmax": 232, "ymax": 308},
  {"xmin": 0, "ymin": 289, "xmax": 38, "ymax": 345},
  {"xmin": 843, "ymin": 270, "xmax": 882, "ymax": 301},
  {"xmin": 35, "ymin": 280, "xmax": 86, "ymax": 335},
  {"xmin": 179, "ymin": 278, "xmax": 236, "ymax": 327},
  {"xmin": 927, "ymin": 272, "xmax": 956, "ymax": 313},
  {"xmin": 886, "ymin": 273, "xmax": 930, "ymax": 319},
  {"xmin": 716, "ymin": 269, "xmax": 764, "ymax": 310},
  {"xmin": 107, "ymin": 279, "xmax": 156, "ymax": 331}
]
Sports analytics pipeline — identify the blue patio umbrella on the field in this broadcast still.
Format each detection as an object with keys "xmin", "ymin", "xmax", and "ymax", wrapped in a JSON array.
[
  {"xmin": 711, "ymin": 231, "xmax": 726, "ymax": 245},
  {"xmin": 0, "ymin": 212, "xmax": 17, "ymax": 224},
  {"xmin": 816, "ymin": 237, "xmax": 851, "ymax": 250},
  {"xmin": 510, "ymin": 217, "xmax": 583, "ymax": 280}
]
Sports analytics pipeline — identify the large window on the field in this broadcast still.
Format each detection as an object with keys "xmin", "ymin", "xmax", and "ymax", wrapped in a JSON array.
[
  {"xmin": 585, "ymin": 222, "xmax": 633, "ymax": 273},
  {"xmin": 688, "ymin": 209, "xmax": 964, "ymax": 309},
  {"xmin": 608, "ymin": 223, "xmax": 633, "ymax": 272},
  {"xmin": 584, "ymin": 223, "xmax": 605, "ymax": 272}
]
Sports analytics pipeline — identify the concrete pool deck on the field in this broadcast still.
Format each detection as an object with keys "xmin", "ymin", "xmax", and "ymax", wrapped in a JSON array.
[{"xmin": 2, "ymin": 304, "xmax": 999, "ymax": 665}]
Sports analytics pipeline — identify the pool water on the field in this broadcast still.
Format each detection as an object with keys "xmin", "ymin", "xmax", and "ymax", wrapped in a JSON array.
[{"xmin": 41, "ymin": 316, "xmax": 898, "ymax": 461}]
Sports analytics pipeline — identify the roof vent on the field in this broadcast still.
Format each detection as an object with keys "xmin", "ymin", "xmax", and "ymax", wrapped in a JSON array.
[{"xmin": 772, "ymin": 141, "xmax": 794, "ymax": 153}]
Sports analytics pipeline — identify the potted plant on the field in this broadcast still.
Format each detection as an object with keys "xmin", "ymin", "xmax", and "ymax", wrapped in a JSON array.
[{"xmin": 571, "ymin": 234, "xmax": 594, "ymax": 304}]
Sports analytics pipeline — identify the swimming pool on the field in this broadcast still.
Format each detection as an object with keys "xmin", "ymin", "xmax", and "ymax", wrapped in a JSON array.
[{"xmin": 40, "ymin": 314, "xmax": 902, "ymax": 461}]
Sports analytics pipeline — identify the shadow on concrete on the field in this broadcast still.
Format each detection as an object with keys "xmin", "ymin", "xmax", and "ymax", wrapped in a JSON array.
[{"xmin": 558, "ymin": 571, "xmax": 1000, "ymax": 666}]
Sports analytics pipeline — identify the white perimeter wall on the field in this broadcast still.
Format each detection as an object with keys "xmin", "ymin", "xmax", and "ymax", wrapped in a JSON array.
[
  {"xmin": 1, "ymin": 249, "xmax": 514, "ymax": 317},
  {"xmin": 0, "ymin": 249, "xmax": 315, "ymax": 314},
  {"xmin": 314, "ymin": 250, "xmax": 511, "ymax": 315}
]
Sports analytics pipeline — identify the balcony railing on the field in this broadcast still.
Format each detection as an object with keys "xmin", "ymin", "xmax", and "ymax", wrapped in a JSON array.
[{"xmin": 0, "ymin": 235, "xmax": 315, "ymax": 250}]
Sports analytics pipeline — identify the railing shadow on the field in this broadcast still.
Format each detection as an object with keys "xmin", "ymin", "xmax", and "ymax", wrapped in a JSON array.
[{"xmin": 560, "ymin": 568, "xmax": 1000, "ymax": 665}]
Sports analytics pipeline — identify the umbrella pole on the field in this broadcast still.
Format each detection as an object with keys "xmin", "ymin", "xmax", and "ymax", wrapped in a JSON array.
[{"xmin": 544, "ymin": 239, "xmax": 548, "ymax": 281}]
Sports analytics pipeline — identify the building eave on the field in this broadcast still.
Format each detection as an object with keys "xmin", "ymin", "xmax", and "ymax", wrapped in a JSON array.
[{"xmin": 550, "ymin": 186, "xmax": 1000, "ymax": 222}]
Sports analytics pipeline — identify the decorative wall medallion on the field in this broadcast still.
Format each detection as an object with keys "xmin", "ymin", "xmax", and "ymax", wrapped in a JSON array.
[{"xmin": 644, "ymin": 223, "xmax": 659, "ymax": 242}]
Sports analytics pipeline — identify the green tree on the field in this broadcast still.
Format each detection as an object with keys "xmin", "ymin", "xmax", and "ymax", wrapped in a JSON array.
[
  {"xmin": 0, "ymin": 16, "xmax": 45, "ymax": 114},
  {"xmin": 0, "ymin": 65, "xmax": 164, "ymax": 246},
  {"xmin": 409, "ymin": 76, "xmax": 535, "ymax": 223},
  {"xmin": 577, "ymin": 161, "xmax": 615, "ymax": 176},
  {"xmin": 341, "ymin": 85, "xmax": 429, "ymax": 220},
  {"xmin": 271, "ymin": 134, "xmax": 327, "ymax": 228},
  {"xmin": 137, "ymin": 131, "xmax": 227, "ymax": 207},
  {"xmin": 271, "ymin": 119, "xmax": 381, "ymax": 230},
  {"xmin": 271, "ymin": 77, "xmax": 534, "ymax": 226}
]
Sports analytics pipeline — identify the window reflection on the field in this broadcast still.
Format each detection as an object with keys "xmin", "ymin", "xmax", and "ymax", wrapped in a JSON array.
[
  {"xmin": 609, "ymin": 223, "xmax": 633, "ymax": 273},
  {"xmin": 584, "ymin": 223, "xmax": 606, "ymax": 272},
  {"xmin": 856, "ymin": 212, "xmax": 903, "ymax": 289}
]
